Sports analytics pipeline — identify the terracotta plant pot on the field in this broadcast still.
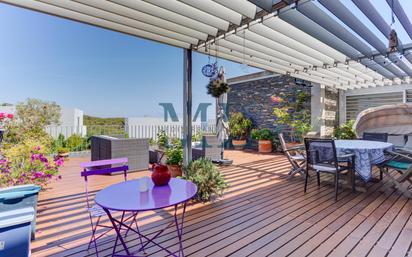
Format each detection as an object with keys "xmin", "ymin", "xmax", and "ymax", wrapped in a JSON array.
[
  {"xmin": 151, "ymin": 163, "xmax": 171, "ymax": 186},
  {"xmin": 167, "ymin": 164, "xmax": 182, "ymax": 177},
  {"xmin": 232, "ymin": 139, "xmax": 246, "ymax": 149},
  {"xmin": 258, "ymin": 140, "xmax": 272, "ymax": 153}
]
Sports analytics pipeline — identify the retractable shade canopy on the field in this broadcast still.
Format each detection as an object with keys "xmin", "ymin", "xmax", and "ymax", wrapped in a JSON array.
[
  {"xmin": 354, "ymin": 103, "xmax": 412, "ymax": 136},
  {"xmin": 2, "ymin": 0, "xmax": 412, "ymax": 90}
]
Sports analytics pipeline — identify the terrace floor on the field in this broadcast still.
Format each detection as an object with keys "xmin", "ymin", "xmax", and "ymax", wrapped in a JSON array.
[{"xmin": 32, "ymin": 150, "xmax": 412, "ymax": 257}]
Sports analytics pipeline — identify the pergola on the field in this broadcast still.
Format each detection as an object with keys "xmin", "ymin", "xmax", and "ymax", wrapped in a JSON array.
[{"xmin": 2, "ymin": 0, "xmax": 412, "ymax": 164}]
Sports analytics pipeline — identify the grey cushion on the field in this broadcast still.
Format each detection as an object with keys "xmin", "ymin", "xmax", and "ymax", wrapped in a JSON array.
[
  {"xmin": 405, "ymin": 136, "xmax": 412, "ymax": 149},
  {"xmin": 388, "ymin": 135, "xmax": 406, "ymax": 147},
  {"xmin": 291, "ymin": 154, "xmax": 305, "ymax": 161}
]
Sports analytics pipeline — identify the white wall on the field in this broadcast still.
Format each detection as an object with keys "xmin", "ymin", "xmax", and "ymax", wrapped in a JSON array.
[{"xmin": 59, "ymin": 107, "xmax": 84, "ymax": 127}]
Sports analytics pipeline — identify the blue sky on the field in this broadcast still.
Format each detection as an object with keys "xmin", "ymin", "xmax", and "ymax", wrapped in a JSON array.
[{"xmin": 0, "ymin": 3, "xmax": 259, "ymax": 118}]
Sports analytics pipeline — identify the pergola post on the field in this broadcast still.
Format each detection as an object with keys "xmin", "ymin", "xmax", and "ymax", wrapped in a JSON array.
[{"xmin": 183, "ymin": 48, "xmax": 192, "ymax": 167}]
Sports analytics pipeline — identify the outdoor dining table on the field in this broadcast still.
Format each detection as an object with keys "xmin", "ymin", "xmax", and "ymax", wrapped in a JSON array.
[
  {"xmin": 95, "ymin": 178, "xmax": 197, "ymax": 257},
  {"xmin": 334, "ymin": 139, "xmax": 393, "ymax": 181}
]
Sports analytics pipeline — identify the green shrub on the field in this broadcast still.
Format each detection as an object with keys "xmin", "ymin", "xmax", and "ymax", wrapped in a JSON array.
[
  {"xmin": 333, "ymin": 120, "xmax": 357, "ymax": 139},
  {"xmin": 228, "ymin": 112, "xmax": 252, "ymax": 140},
  {"xmin": 57, "ymin": 147, "xmax": 69, "ymax": 155},
  {"xmin": 66, "ymin": 134, "xmax": 84, "ymax": 151},
  {"xmin": 251, "ymin": 128, "xmax": 273, "ymax": 141},
  {"xmin": 156, "ymin": 130, "xmax": 169, "ymax": 149},
  {"xmin": 182, "ymin": 158, "xmax": 228, "ymax": 202}
]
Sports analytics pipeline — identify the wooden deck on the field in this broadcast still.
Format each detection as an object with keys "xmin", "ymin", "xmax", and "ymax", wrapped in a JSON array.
[{"xmin": 31, "ymin": 150, "xmax": 412, "ymax": 257}]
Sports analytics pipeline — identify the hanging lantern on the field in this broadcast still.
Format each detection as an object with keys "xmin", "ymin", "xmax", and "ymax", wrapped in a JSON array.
[
  {"xmin": 389, "ymin": 29, "xmax": 398, "ymax": 53},
  {"xmin": 388, "ymin": 0, "xmax": 399, "ymax": 53}
]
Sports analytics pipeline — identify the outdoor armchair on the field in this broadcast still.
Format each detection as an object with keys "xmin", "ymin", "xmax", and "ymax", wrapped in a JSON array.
[
  {"xmin": 279, "ymin": 133, "xmax": 306, "ymax": 177},
  {"xmin": 379, "ymin": 149, "xmax": 412, "ymax": 198}
]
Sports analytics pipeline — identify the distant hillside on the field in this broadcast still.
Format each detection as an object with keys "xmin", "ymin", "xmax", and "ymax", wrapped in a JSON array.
[{"xmin": 84, "ymin": 115, "xmax": 125, "ymax": 126}]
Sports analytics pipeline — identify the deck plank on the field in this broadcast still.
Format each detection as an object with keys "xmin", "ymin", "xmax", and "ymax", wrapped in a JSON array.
[{"xmin": 29, "ymin": 150, "xmax": 412, "ymax": 257}]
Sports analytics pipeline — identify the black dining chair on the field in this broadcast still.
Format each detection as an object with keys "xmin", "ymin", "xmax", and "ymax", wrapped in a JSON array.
[
  {"xmin": 362, "ymin": 132, "xmax": 388, "ymax": 142},
  {"xmin": 304, "ymin": 138, "xmax": 355, "ymax": 201},
  {"xmin": 362, "ymin": 132, "xmax": 388, "ymax": 180}
]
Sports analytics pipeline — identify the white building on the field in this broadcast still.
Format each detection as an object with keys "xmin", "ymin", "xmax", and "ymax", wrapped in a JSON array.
[
  {"xmin": 47, "ymin": 107, "xmax": 87, "ymax": 138},
  {"xmin": 0, "ymin": 104, "xmax": 86, "ymax": 138}
]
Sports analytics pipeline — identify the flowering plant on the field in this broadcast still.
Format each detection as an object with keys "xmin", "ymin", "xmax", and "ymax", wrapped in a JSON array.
[
  {"xmin": 0, "ymin": 112, "xmax": 14, "ymax": 129},
  {"xmin": 270, "ymin": 95, "xmax": 283, "ymax": 104},
  {"xmin": 0, "ymin": 143, "xmax": 63, "ymax": 189}
]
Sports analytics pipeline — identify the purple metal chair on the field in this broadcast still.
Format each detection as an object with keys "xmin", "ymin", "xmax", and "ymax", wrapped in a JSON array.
[{"xmin": 80, "ymin": 158, "xmax": 139, "ymax": 256}]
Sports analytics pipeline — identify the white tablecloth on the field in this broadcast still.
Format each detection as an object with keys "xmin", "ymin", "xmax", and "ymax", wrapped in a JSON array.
[{"xmin": 335, "ymin": 140, "xmax": 393, "ymax": 181}]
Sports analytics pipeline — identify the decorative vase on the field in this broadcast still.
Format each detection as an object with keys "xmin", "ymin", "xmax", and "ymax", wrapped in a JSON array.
[
  {"xmin": 151, "ymin": 163, "xmax": 171, "ymax": 186},
  {"xmin": 232, "ymin": 139, "xmax": 246, "ymax": 150},
  {"xmin": 167, "ymin": 164, "xmax": 182, "ymax": 177},
  {"xmin": 258, "ymin": 140, "xmax": 272, "ymax": 153}
]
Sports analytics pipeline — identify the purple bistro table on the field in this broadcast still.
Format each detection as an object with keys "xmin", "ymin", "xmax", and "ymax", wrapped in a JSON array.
[{"xmin": 95, "ymin": 178, "xmax": 197, "ymax": 257}]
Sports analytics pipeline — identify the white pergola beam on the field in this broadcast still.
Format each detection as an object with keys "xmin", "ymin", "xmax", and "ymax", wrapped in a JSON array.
[
  {"xmin": 258, "ymin": 21, "xmax": 335, "ymax": 64},
  {"xmin": 266, "ymin": 17, "xmax": 347, "ymax": 63},
  {"xmin": 143, "ymin": 0, "xmax": 229, "ymax": 31},
  {"xmin": 39, "ymin": 0, "xmax": 199, "ymax": 44},
  {"xmin": 2, "ymin": 0, "xmax": 191, "ymax": 48},
  {"xmin": 248, "ymin": 26, "xmax": 324, "ymax": 66},
  {"xmin": 225, "ymin": 34, "xmax": 312, "ymax": 67},
  {"xmin": 213, "ymin": 0, "xmax": 256, "ymax": 19},
  {"xmin": 179, "ymin": 0, "xmax": 242, "ymax": 25},
  {"xmin": 74, "ymin": 0, "xmax": 208, "ymax": 41},
  {"xmin": 111, "ymin": 0, "xmax": 218, "ymax": 36}
]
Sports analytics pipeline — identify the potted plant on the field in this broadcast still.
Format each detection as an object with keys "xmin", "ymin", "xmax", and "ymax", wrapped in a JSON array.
[
  {"xmin": 228, "ymin": 112, "xmax": 252, "ymax": 149},
  {"xmin": 181, "ymin": 158, "xmax": 228, "ymax": 202},
  {"xmin": 165, "ymin": 143, "xmax": 183, "ymax": 177},
  {"xmin": 251, "ymin": 128, "xmax": 273, "ymax": 153},
  {"xmin": 57, "ymin": 146, "xmax": 70, "ymax": 158},
  {"xmin": 207, "ymin": 77, "xmax": 229, "ymax": 98}
]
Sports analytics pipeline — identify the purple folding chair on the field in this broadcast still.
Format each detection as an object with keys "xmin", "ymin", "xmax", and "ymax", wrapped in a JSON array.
[{"xmin": 81, "ymin": 157, "xmax": 140, "ymax": 256}]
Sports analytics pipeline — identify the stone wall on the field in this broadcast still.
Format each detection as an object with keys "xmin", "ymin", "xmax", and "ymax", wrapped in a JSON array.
[
  {"xmin": 323, "ymin": 87, "xmax": 339, "ymax": 136},
  {"xmin": 227, "ymin": 73, "xmax": 311, "ymax": 131}
]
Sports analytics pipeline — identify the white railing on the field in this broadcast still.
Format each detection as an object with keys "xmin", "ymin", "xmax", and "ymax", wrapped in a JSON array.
[
  {"xmin": 46, "ymin": 124, "xmax": 216, "ymax": 140},
  {"xmin": 126, "ymin": 124, "xmax": 215, "ymax": 140}
]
